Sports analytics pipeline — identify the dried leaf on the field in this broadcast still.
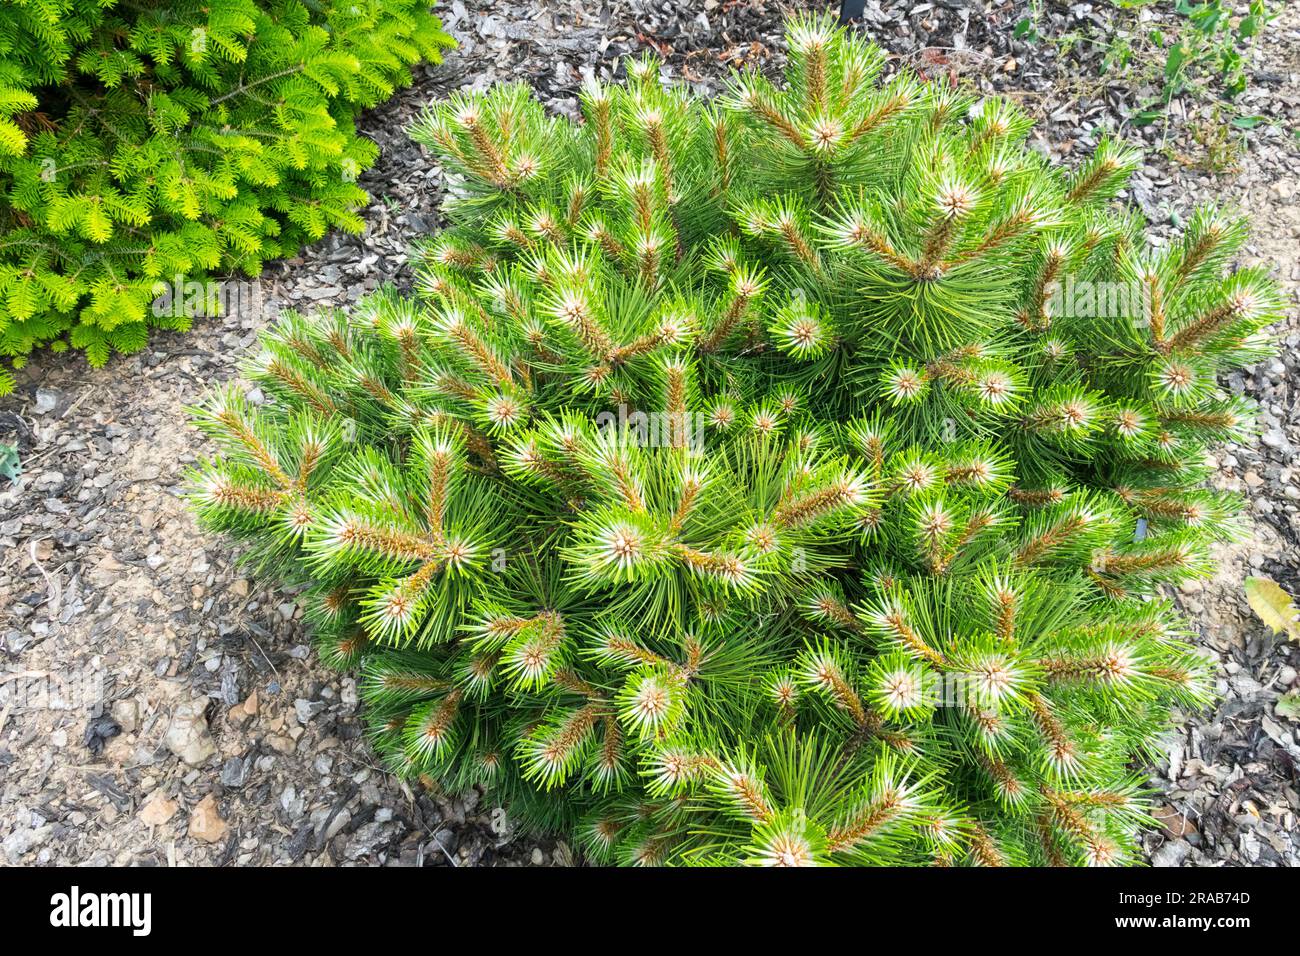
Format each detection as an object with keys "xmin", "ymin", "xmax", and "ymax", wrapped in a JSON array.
[{"xmin": 1244, "ymin": 576, "xmax": 1300, "ymax": 641}]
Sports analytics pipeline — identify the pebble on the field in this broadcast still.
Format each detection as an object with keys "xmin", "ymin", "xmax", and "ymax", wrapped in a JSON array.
[
  {"xmin": 139, "ymin": 792, "xmax": 179, "ymax": 827},
  {"xmin": 165, "ymin": 698, "xmax": 217, "ymax": 766},
  {"xmin": 1151, "ymin": 840, "xmax": 1191, "ymax": 867},
  {"xmin": 188, "ymin": 794, "xmax": 228, "ymax": 844}
]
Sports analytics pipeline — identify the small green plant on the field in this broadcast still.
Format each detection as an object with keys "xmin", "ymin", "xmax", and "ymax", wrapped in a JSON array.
[
  {"xmin": 0, "ymin": 0, "xmax": 454, "ymax": 393},
  {"xmin": 0, "ymin": 441, "xmax": 19, "ymax": 484},
  {"xmin": 1127, "ymin": 0, "xmax": 1272, "ymax": 129},
  {"xmin": 1168, "ymin": 106, "xmax": 1245, "ymax": 173},
  {"xmin": 191, "ymin": 14, "xmax": 1278, "ymax": 866},
  {"xmin": 1016, "ymin": 2, "xmax": 1273, "ymax": 141}
]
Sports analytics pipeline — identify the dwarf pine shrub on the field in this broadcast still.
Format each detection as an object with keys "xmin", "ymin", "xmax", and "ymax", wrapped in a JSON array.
[
  {"xmin": 189, "ymin": 14, "xmax": 1280, "ymax": 866},
  {"xmin": 0, "ymin": 0, "xmax": 454, "ymax": 392}
]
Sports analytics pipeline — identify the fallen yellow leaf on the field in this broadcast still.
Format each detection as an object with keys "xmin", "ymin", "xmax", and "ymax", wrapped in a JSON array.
[{"xmin": 1244, "ymin": 576, "xmax": 1300, "ymax": 641}]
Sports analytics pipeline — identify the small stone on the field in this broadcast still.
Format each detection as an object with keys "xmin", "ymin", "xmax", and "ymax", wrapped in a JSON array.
[
  {"xmin": 431, "ymin": 827, "xmax": 459, "ymax": 856},
  {"xmin": 110, "ymin": 698, "xmax": 140, "ymax": 734},
  {"xmin": 341, "ymin": 678, "xmax": 358, "ymax": 708},
  {"xmin": 322, "ymin": 810, "xmax": 351, "ymax": 841},
  {"xmin": 229, "ymin": 689, "xmax": 259, "ymax": 726},
  {"xmin": 294, "ymin": 698, "xmax": 324, "ymax": 724},
  {"xmin": 1262, "ymin": 428, "xmax": 1289, "ymax": 451},
  {"xmin": 88, "ymin": 554, "xmax": 127, "ymax": 588},
  {"xmin": 2, "ymin": 825, "xmax": 52, "ymax": 862},
  {"xmin": 188, "ymin": 794, "xmax": 228, "ymax": 843},
  {"xmin": 220, "ymin": 755, "xmax": 250, "ymax": 788},
  {"xmin": 1150, "ymin": 840, "xmax": 1191, "ymax": 867},
  {"xmin": 33, "ymin": 388, "xmax": 62, "ymax": 415},
  {"xmin": 139, "ymin": 792, "xmax": 179, "ymax": 827},
  {"xmin": 343, "ymin": 821, "xmax": 393, "ymax": 860},
  {"xmin": 266, "ymin": 734, "xmax": 296, "ymax": 755},
  {"xmin": 165, "ymin": 698, "xmax": 217, "ymax": 766}
]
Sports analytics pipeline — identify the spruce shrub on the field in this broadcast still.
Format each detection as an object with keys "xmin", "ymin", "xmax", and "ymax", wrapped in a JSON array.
[
  {"xmin": 0, "ymin": 0, "xmax": 453, "ymax": 391},
  {"xmin": 190, "ymin": 15, "xmax": 1279, "ymax": 866}
]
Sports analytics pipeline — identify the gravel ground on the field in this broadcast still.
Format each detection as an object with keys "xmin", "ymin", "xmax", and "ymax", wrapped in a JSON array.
[{"xmin": 1, "ymin": 0, "xmax": 1297, "ymax": 867}]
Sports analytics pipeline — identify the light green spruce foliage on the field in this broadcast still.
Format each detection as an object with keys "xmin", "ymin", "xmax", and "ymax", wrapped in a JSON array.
[
  {"xmin": 0, "ymin": 0, "xmax": 454, "ymax": 392},
  {"xmin": 189, "ymin": 15, "xmax": 1279, "ymax": 866}
]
